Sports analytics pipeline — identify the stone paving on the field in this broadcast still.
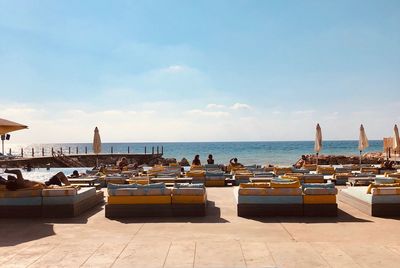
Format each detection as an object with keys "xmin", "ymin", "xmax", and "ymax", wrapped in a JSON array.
[{"xmin": 1, "ymin": 187, "xmax": 400, "ymax": 267}]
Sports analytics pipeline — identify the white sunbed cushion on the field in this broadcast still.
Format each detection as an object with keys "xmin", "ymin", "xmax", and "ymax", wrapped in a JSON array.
[{"xmin": 42, "ymin": 188, "xmax": 78, "ymax": 197}]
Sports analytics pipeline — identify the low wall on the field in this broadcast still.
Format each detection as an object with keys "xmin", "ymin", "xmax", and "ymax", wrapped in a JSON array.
[{"xmin": 0, "ymin": 154, "xmax": 164, "ymax": 168}]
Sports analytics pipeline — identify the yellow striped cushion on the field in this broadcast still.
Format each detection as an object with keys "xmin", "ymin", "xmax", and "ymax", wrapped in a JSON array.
[
  {"xmin": 186, "ymin": 171, "xmax": 206, "ymax": 177},
  {"xmin": 239, "ymin": 183, "xmax": 270, "ymax": 188},
  {"xmin": 172, "ymin": 195, "xmax": 206, "ymax": 204},
  {"xmin": 302, "ymin": 164, "xmax": 317, "ymax": 171},
  {"xmin": 127, "ymin": 179, "xmax": 149, "ymax": 185},
  {"xmin": 303, "ymin": 195, "xmax": 336, "ymax": 204},
  {"xmin": 108, "ymin": 195, "xmax": 171, "ymax": 204},
  {"xmin": 386, "ymin": 173, "xmax": 400, "ymax": 178},
  {"xmin": 270, "ymin": 180, "xmax": 301, "ymax": 188},
  {"xmin": 316, "ymin": 166, "xmax": 335, "ymax": 175},
  {"xmin": 360, "ymin": 167, "xmax": 379, "ymax": 174},
  {"xmin": 367, "ymin": 183, "xmax": 400, "ymax": 194},
  {"xmin": 371, "ymin": 187, "xmax": 400, "ymax": 195},
  {"xmin": 239, "ymin": 188, "xmax": 302, "ymax": 196}
]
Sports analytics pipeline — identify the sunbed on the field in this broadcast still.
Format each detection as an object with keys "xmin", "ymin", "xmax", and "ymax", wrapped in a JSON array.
[
  {"xmin": 302, "ymin": 183, "xmax": 338, "ymax": 217},
  {"xmin": 339, "ymin": 183, "xmax": 400, "ymax": 217},
  {"xmin": 237, "ymin": 180, "xmax": 303, "ymax": 217},
  {"xmin": 42, "ymin": 187, "xmax": 104, "ymax": 217},
  {"xmin": 105, "ymin": 183, "xmax": 207, "ymax": 218}
]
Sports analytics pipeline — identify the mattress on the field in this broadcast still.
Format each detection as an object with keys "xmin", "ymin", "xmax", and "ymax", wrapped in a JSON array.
[
  {"xmin": 42, "ymin": 187, "xmax": 96, "ymax": 205},
  {"xmin": 108, "ymin": 195, "xmax": 171, "ymax": 204}
]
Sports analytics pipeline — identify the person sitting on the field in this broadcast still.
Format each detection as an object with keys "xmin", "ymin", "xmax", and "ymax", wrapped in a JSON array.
[
  {"xmin": 116, "ymin": 157, "xmax": 129, "ymax": 171},
  {"xmin": 227, "ymin": 158, "xmax": 243, "ymax": 172},
  {"xmin": 207, "ymin": 154, "xmax": 215, "ymax": 164},
  {"xmin": 192, "ymin": 155, "xmax": 201, "ymax": 166},
  {"xmin": 230, "ymin": 158, "xmax": 243, "ymax": 167},
  {"xmin": 68, "ymin": 170, "xmax": 81, "ymax": 178},
  {"xmin": 0, "ymin": 169, "xmax": 71, "ymax": 191},
  {"xmin": 294, "ymin": 155, "xmax": 307, "ymax": 169}
]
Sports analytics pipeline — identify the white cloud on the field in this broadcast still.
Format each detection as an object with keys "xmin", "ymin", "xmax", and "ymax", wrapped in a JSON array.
[
  {"xmin": 230, "ymin": 103, "xmax": 251, "ymax": 110},
  {"xmin": 163, "ymin": 65, "xmax": 187, "ymax": 73},
  {"xmin": 186, "ymin": 109, "xmax": 230, "ymax": 117},
  {"xmin": 293, "ymin": 110, "xmax": 315, "ymax": 115},
  {"xmin": 206, "ymin": 103, "xmax": 226, "ymax": 109}
]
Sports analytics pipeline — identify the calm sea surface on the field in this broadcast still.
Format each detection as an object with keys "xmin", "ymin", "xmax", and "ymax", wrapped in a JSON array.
[{"xmin": 7, "ymin": 140, "xmax": 383, "ymax": 166}]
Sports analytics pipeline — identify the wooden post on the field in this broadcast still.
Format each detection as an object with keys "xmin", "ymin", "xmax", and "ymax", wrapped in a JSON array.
[
  {"xmin": 85, "ymin": 146, "xmax": 87, "ymax": 154},
  {"xmin": 32, "ymin": 148, "xmax": 34, "ymax": 157},
  {"xmin": 157, "ymin": 146, "xmax": 159, "ymax": 154},
  {"xmin": 21, "ymin": 148, "xmax": 23, "ymax": 157},
  {"xmin": 111, "ymin": 146, "xmax": 113, "ymax": 154},
  {"xmin": 76, "ymin": 147, "xmax": 78, "ymax": 154},
  {"xmin": 9, "ymin": 148, "xmax": 11, "ymax": 155},
  {"xmin": 42, "ymin": 148, "xmax": 44, "ymax": 156},
  {"xmin": 161, "ymin": 146, "xmax": 164, "ymax": 154},
  {"xmin": 51, "ymin": 147, "xmax": 54, "ymax": 155},
  {"xmin": 152, "ymin": 146, "xmax": 154, "ymax": 155},
  {"xmin": 60, "ymin": 147, "xmax": 63, "ymax": 154},
  {"xmin": 68, "ymin": 147, "xmax": 71, "ymax": 154},
  {"xmin": 128, "ymin": 147, "xmax": 130, "ymax": 154},
  {"xmin": 145, "ymin": 146, "xmax": 147, "ymax": 154}
]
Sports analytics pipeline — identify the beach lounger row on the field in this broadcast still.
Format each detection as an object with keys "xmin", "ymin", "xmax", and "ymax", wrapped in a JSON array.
[
  {"xmin": 0, "ymin": 186, "xmax": 104, "ymax": 218},
  {"xmin": 105, "ymin": 183, "xmax": 207, "ymax": 218},
  {"xmin": 237, "ymin": 181, "xmax": 338, "ymax": 217}
]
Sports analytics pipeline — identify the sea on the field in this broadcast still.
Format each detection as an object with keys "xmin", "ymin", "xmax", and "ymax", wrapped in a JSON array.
[{"xmin": 6, "ymin": 140, "xmax": 383, "ymax": 166}]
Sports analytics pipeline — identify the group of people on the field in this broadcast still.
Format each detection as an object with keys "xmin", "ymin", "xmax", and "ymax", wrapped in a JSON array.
[
  {"xmin": 0, "ymin": 169, "xmax": 73, "ymax": 191},
  {"xmin": 191, "ymin": 154, "xmax": 243, "ymax": 169}
]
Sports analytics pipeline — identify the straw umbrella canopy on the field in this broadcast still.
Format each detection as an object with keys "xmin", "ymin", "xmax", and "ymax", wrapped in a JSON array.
[
  {"xmin": 314, "ymin": 123, "xmax": 322, "ymax": 166},
  {"xmin": 93, "ymin": 127, "xmax": 101, "ymax": 167},
  {"xmin": 394, "ymin": 124, "xmax": 400, "ymax": 162},
  {"xmin": 358, "ymin": 124, "xmax": 369, "ymax": 166},
  {"xmin": 0, "ymin": 118, "xmax": 28, "ymax": 135},
  {"xmin": 0, "ymin": 118, "xmax": 28, "ymax": 155}
]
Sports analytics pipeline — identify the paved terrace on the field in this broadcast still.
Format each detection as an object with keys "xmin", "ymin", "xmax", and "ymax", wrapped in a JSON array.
[{"xmin": 1, "ymin": 187, "xmax": 400, "ymax": 268}]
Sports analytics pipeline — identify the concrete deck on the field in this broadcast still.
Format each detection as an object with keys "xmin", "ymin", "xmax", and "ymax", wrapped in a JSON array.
[{"xmin": 1, "ymin": 187, "xmax": 400, "ymax": 267}]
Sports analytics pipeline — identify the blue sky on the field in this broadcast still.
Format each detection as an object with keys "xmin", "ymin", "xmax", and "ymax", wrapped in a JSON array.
[{"xmin": 0, "ymin": 0, "xmax": 399, "ymax": 143}]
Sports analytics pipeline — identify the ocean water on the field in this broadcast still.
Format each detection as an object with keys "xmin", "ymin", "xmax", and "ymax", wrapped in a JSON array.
[{"xmin": 6, "ymin": 140, "xmax": 383, "ymax": 166}]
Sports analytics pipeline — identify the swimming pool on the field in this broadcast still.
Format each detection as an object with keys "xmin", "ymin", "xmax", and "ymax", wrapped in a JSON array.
[{"xmin": 0, "ymin": 167, "xmax": 91, "ymax": 183}]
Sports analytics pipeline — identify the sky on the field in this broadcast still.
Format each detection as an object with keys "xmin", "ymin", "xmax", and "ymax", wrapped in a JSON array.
[{"xmin": 0, "ymin": 0, "xmax": 399, "ymax": 143}]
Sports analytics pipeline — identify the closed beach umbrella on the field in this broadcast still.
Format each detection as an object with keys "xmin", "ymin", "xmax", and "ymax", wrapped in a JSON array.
[
  {"xmin": 394, "ymin": 124, "xmax": 400, "ymax": 161},
  {"xmin": 0, "ymin": 118, "xmax": 27, "ymax": 135},
  {"xmin": 358, "ymin": 124, "xmax": 369, "ymax": 166},
  {"xmin": 314, "ymin": 123, "xmax": 322, "ymax": 166},
  {"xmin": 93, "ymin": 127, "xmax": 101, "ymax": 167}
]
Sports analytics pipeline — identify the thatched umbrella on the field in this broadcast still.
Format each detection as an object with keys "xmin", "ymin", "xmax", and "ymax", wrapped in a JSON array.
[{"xmin": 0, "ymin": 118, "xmax": 28, "ymax": 154}]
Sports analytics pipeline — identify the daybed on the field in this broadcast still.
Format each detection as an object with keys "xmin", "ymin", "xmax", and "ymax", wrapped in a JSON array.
[
  {"xmin": 42, "ymin": 187, "xmax": 104, "ymax": 217},
  {"xmin": 0, "ymin": 186, "xmax": 104, "ymax": 218},
  {"xmin": 237, "ymin": 180, "xmax": 303, "ymax": 217},
  {"xmin": 339, "ymin": 184, "xmax": 400, "ymax": 217},
  {"xmin": 105, "ymin": 183, "xmax": 207, "ymax": 218},
  {"xmin": 302, "ymin": 183, "xmax": 337, "ymax": 217}
]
